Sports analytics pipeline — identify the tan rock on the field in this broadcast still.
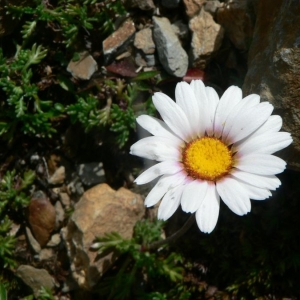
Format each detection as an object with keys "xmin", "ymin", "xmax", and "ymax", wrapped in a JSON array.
[
  {"xmin": 48, "ymin": 166, "xmax": 65, "ymax": 185},
  {"xmin": 28, "ymin": 192, "xmax": 56, "ymax": 247},
  {"xmin": 62, "ymin": 183, "xmax": 145, "ymax": 290},
  {"xmin": 134, "ymin": 28, "xmax": 155, "ymax": 54},
  {"xmin": 183, "ymin": 0, "xmax": 206, "ymax": 18},
  {"xmin": 67, "ymin": 52, "xmax": 98, "ymax": 80},
  {"xmin": 16, "ymin": 265, "xmax": 56, "ymax": 298},
  {"xmin": 243, "ymin": 0, "xmax": 300, "ymax": 170},
  {"xmin": 189, "ymin": 8, "xmax": 224, "ymax": 68},
  {"xmin": 103, "ymin": 19, "xmax": 136, "ymax": 63}
]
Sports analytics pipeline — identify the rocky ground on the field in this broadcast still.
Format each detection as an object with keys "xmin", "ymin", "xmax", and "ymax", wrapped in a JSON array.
[{"xmin": 1, "ymin": 0, "xmax": 300, "ymax": 299}]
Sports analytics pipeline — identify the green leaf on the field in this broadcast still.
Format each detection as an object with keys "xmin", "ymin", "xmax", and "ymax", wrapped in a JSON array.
[
  {"xmin": 23, "ymin": 43, "xmax": 47, "ymax": 71},
  {"xmin": 0, "ymin": 283, "xmax": 7, "ymax": 300},
  {"xmin": 57, "ymin": 75, "xmax": 75, "ymax": 92},
  {"xmin": 21, "ymin": 20, "xmax": 37, "ymax": 39},
  {"xmin": 132, "ymin": 70, "xmax": 160, "ymax": 81}
]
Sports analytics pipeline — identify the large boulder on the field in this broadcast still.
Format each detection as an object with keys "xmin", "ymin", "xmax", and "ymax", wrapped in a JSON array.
[{"xmin": 243, "ymin": 0, "xmax": 300, "ymax": 170}]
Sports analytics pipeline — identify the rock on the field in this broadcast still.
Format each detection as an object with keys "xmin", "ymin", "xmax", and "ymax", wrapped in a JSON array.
[
  {"xmin": 67, "ymin": 179, "xmax": 85, "ymax": 197},
  {"xmin": 77, "ymin": 162, "xmax": 106, "ymax": 187},
  {"xmin": 189, "ymin": 8, "xmax": 224, "ymax": 68},
  {"xmin": 62, "ymin": 183, "xmax": 145, "ymax": 290},
  {"xmin": 48, "ymin": 166, "xmax": 65, "ymax": 185},
  {"xmin": 216, "ymin": 0, "xmax": 254, "ymax": 50},
  {"xmin": 162, "ymin": 0, "xmax": 180, "ymax": 9},
  {"xmin": 16, "ymin": 265, "xmax": 56, "ymax": 298},
  {"xmin": 60, "ymin": 192, "xmax": 71, "ymax": 208},
  {"xmin": 204, "ymin": 0, "xmax": 223, "ymax": 16},
  {"xmin": 28, "ymin": 191, "xmax": 56, "ymax": 247},
  {"xmin": 47, "ymin": 233, "xmax": 61, "ymax": 247},
  {"xmin": 153, "ymin": 16, "xmax": 188, "ymax": 77},
  {"xmin": 145, "ymin": 54, "xmax": 157, "ymax": 67},
  {"xmin": 124, "ymin": 0, "xmax": 155, "ymax": 10},
  {"xmin": 26, "ymin": 227, "xmax": 41, "ymax": 253},
  {"xmin": 171, "ymin": 20, "xmax": 190, "ymax": 44},
  {"xmin": 38, "ymin": 248, "xmax": 55, "ymax": 261},
  {"xmin": 183, "ymin": 0, "xmax": 205, "ymax": 18},
  {"xmin": 67, "ymin": 52, "xmax": 98, "ymax": 80},
  {"xmin": 103, "ymin": 19, "xmax": 136, "ymax": 64},
  {"xmin": 134, "ymin": 28, "xmax": 155, "ymax": 54},
  {"xmin": 243, "ymin": 0, "xmax": 300, "ymax": 170},
  {"xmin": 135, "ymin": 52, "xmax": 147, "ymax": 67},
  {"xmin": 55, "ymin": 201, "xmax": 65, "ymax": 230}
]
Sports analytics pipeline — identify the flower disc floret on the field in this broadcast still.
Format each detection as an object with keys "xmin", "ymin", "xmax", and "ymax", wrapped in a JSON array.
[{"xmin": 183, "ymin": 137, "xmax": 233, "ymax": 181}]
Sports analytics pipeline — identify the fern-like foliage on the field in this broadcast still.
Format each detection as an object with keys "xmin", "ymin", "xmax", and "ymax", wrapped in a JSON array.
[
  {"xmin": 0, "ymin": 46, "xmax": 60, "ymax": 139},
  {"xmin": 0, "ymin": 170, "xmax": 35, "ymax": 214},
  {"xmin": 93, "ymin": 219, "xmax": 184, "ymax": 299}
]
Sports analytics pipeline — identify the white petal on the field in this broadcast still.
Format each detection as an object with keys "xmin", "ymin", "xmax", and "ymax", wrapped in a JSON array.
[
  {"xmin": 231, "ymin": 170, "xmax": 281, "ymax": 190},
  {"xmin": 249, "ymin": 115, "xmax": 283, "ymax": 137},
  {"xmin": 153, "ymin": 92, "xmax": 193, "ymax": 141},
  {"xmin": 195, "ymin": 183, "xmax": 220, "ymax": 233},
  {"xmin": 235, "ymin": 153, "xmax": 286, "ymax": 175},
  {"xmin": 214, "ymin": 86, "xmax": 242, "ymax": 138},
  {"xmin": 221, "ymin": 94, "xmax": 260, "ymax": 142},
  {"xmin": 216, "ymin": 176, "xmax": 251, "ymax": 215},
  {"xmin": 158, "ymin": 184, "xmax": 184, "ymax": 220},
  {"xmin": 225, "ymin": 102, "xmax": 274, "ymax": 144},
  {"xmin": 205, "ymin": 86, "xmax": 219, "ymax": 136},
  {"xmin": 130, "ymin": 136, "xmax": 182, "ymax": 161},
  {"xmin": 135, "ymin": 161, "xmax": 183, "ymax": 184},
  {"xmin": 181, "ymin": 180, "xmax": 208, "ymax": 213},
  {"xmin": 235, "ymin": 132, "xmax": 292, "ymax": 155},
  {"xmin": 145, "ymin": 173, "xmax": 187, "ymax": 207},
  {"xmin": 232, "ymin": 115, "xmax": 283, "ymax": 152},
  {"xmin": 190, "ymin": 80, "xmax": 208, "ymax": 137},
  {"xmin": 237, "ymin": 180, "xmax": 271, "ymax": 200},
  {"xmin": 136, "ymin": 115, "xmax": 182, "ymax": 143},
  {"xmin": 175, "ymin": 82, "xmax": 200, "ymax": 138}
]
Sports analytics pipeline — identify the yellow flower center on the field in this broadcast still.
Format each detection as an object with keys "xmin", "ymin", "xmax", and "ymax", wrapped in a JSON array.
[{"xmin": 182, "ymin": 137, "xmax": 233, "ymax": 181}]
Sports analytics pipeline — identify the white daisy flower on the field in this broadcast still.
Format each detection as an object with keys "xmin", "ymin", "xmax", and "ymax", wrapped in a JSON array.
[{"xmin": 130, "ymin": 80, "xmax": 292, "ymax": 233}]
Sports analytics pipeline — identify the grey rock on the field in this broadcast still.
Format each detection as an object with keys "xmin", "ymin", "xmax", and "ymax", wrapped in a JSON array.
[
  {"xmin": 145, "ymin": 54, "xmax": 157, "ymax": 67},
  {"xmin": 16, "ymin": 265, "xmax": 56, "ymax": 298},
  {"xmin": 243, "ymin": 0, "xmax": 300, "ymax": 170},
  {"xmin": 67, "ymin": 179, "xmax": 85, "ymax": 197},
  {"xmin": 153, "ymin": 16, "xmax": 188, "ymax": 77},
  {"xmin": 135, "ymin": 52, "xmax": 147, "ymax": 67},
  {"xmin": 77, "ymin": 162, "xmax": 106, "ymax": 186},
  {"xmin": 103, "ymin": 19, "xmax": 136, "ymax": 64},
  {"xmin": 67, "ymin": 52, "xmax": 98, "ymax": 80},
  {"xmin": 134, "ymin": 28, "xmax": 155, "ymax": 54},
  {"xmin": 162, "ymin": 0, "xmax": 180, "ymax": 8}
]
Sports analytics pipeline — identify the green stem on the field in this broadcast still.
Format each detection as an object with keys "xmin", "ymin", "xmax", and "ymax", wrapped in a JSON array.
[{"xmin": 146, "ymin": 214, "xmax": 196, "ymax": 251}]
